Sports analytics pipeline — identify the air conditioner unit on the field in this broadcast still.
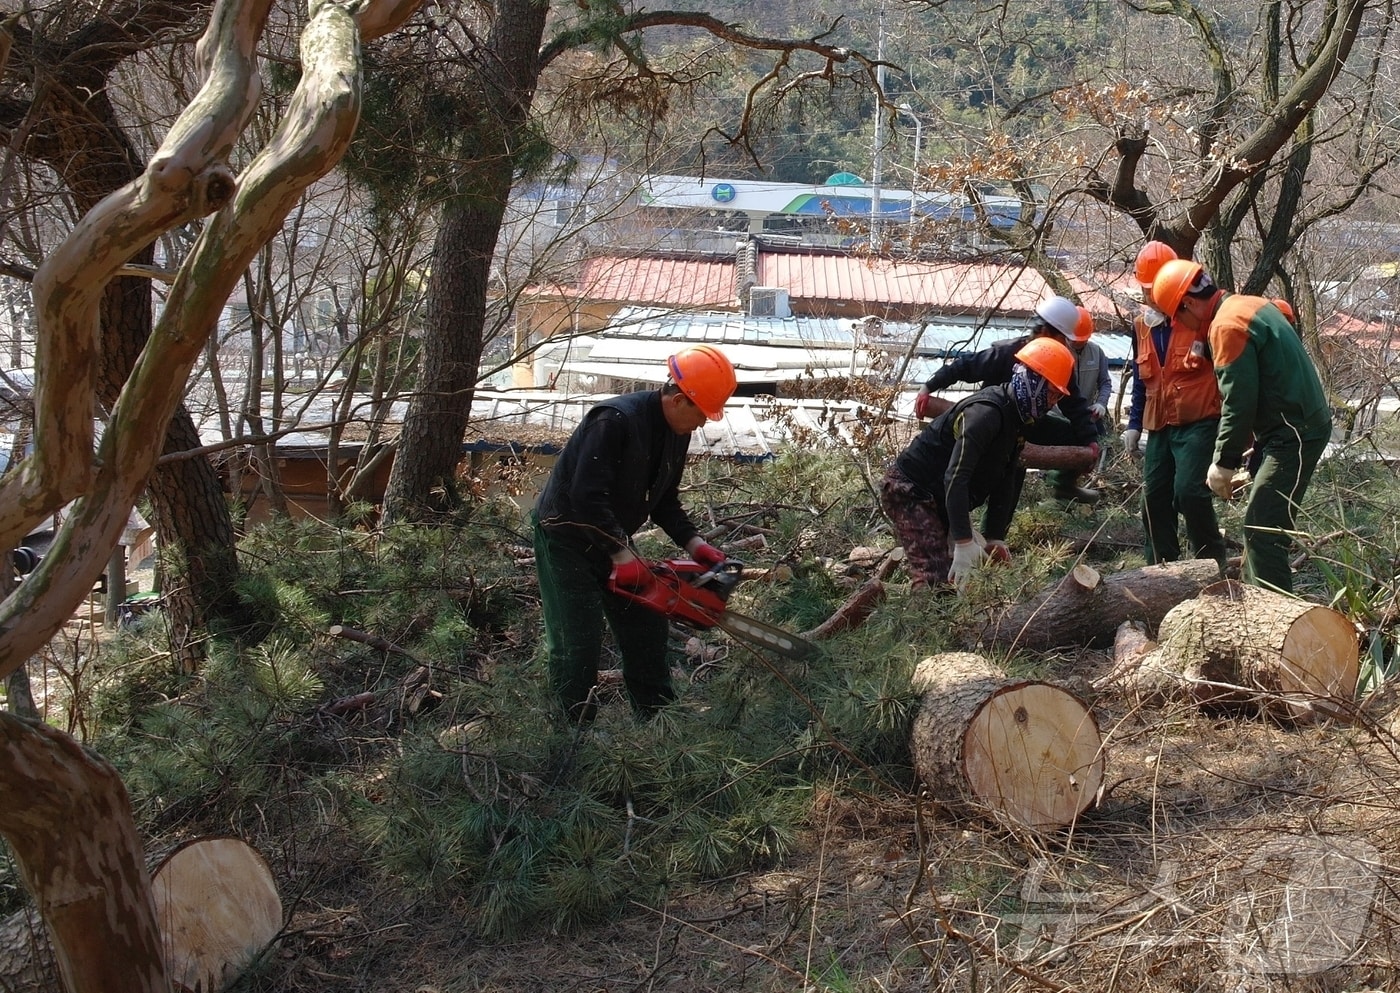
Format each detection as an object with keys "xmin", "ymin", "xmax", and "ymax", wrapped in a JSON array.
[{"xmin": 748, "ymin": 286, "xmax": 791, "ymax": 318}]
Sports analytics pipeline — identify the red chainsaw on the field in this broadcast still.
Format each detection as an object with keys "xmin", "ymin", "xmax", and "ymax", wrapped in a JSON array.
[{"xmin": 608, "ymin": 558, "xmax": 814, "ymax": 660}]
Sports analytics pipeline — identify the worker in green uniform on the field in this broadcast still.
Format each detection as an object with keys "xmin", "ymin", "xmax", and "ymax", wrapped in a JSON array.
[
  {"xmin": 1151, "ymin": 260, "xmax": 1332, "ymax": 594},
  {"xmin": 1123, "ymin": 241, "xmax": 1227, "ymax": 571},
  {"xmin": 532, "ymin": 345, "xmax": 737, "ymax": 722}
]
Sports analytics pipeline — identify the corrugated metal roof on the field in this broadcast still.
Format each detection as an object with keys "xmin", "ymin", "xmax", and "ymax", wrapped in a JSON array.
[
  {"xmin": 757, "ymin": 255, "xmax": 1054, "ymax": 311},
  {"xmin": 579, "ymin": 256, "xmax": 735, "ymax": 308},
  {"xmin": 561, "ymin": 307, "xmax": 1132, "ymax": 390},
  {"xmin": 544, "ymin": 252, "xmax": 1135, "ymax": 323}
]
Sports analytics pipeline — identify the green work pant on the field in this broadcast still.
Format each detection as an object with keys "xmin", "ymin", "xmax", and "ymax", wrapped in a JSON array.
[
  {"xmin": 1242, "ymin": 431, "xmax": 1328, "ymax": 594},
  {"xmin": 532, "ymin": 513, "xmax": 674, "ymax": 722},
  {"xmin": 1141, "ymin": 418, "xmax": 1225, "ymax": 568}
]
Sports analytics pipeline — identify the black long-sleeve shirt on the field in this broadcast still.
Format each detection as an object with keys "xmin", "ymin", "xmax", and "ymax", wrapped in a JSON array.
[
  {"xmin": 534, "ymin": 390, "xmax": 698, "ymax": 559},
  {"xmin": 924, "ymin": 335, "xmax": 1098, "ymax": 445},
  {"xmin": 895, "ymin": 385, "xmax": 1026, "ymax": 542}
]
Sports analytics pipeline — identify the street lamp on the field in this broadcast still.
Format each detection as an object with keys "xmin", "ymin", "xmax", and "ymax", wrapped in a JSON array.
[{"xmin": 897, "ymin": 104, "xmax": 923, "ymax": 240}]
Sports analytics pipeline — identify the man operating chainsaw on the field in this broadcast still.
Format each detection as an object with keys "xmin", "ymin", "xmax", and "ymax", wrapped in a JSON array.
[
  {"xmin": 881, "ymin": 336, "xmax": 1079, "ymax": 593},
  {"xmin": 532, "ymin": 345, "xmax": 738, "ymax": 722}
]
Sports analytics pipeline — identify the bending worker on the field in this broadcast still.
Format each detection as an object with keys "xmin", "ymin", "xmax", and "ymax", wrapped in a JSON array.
[
  {"xmin": 913, "ymin": 296, "xmax": 1101, "ymax": 503},
  {"xmin": 532, "ymin": 346, "xmax": 737, "ymax": 722},
  {"xmin": 883, "ymin": 337, "xmax": 1078, "ymax": 592},
  {"xmin": 1150, "ymin": 260, "xmax": 1331, "ymax": 594},
  {"xmin": 1122, "ymin": 241, "xmax": 1227, "ymax": 571}
]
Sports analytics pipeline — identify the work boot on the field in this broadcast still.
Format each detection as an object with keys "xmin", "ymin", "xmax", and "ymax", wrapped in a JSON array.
[{"xmin": 1053, "ymin": 484, "xmax": 1100, "ymax": 505}]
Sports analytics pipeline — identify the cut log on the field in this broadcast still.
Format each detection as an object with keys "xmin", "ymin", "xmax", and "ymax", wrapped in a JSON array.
[
  {"xmin": 910, "ymin": 652, "xmax": 1104, "ymax": 832},
  {"xmin": 977, "ymin": 559, "xmax": 1221, "ymax": 651},
  {"xmin": 1021, "ymin": 442, "xmax": 1099, "ymax": 473},
  {"xmin": 1136, "ymin": 580, "xmax": 1360, "ymax": 722},
  {"xmin": 153, "ymin": 837, "xmax": 283, "ymax": 993}
]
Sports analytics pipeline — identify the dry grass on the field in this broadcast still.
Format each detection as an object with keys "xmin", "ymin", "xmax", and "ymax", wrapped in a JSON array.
[{"xmin": 244, "ymin": 650, "xmax": 1400, "ymax": 993}]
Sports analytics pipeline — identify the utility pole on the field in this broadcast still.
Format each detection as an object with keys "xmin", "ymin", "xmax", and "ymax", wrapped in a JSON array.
[
  {"xmin": 869, "ymin": 2, "xmax": 885, "ymax": 248},
  {"xmin": 898, "ymin": 104, "xmax": 923, "ymax": 243}
]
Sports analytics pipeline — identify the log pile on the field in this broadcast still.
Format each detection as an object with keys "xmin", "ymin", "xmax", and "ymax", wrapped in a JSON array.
[
  {"xmin": 910, "ymin": 652, "xmax": 1105, "ymax": 832},
  {"xmin": 1095, "ymin": 580, "xmax": 1360, "ymax": 722}
]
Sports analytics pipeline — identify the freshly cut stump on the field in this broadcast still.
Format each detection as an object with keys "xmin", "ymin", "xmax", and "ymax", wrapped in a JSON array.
[
  {"xmin": 911, "ymin": 652, "xmax": 1104, "ymax": 832},
  {"xmin": 1146, "ymin": 580, "xmax": 1359, "ymax": 721},
  {"xmin": 152, "ymin": 837, "xmax": 283, "ymax": 993}
]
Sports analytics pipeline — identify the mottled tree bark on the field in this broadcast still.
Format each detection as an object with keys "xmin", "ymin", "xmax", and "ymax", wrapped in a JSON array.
[{"xmin": 0, "ymin": 1, "xmax": 421, "ymax": 988}]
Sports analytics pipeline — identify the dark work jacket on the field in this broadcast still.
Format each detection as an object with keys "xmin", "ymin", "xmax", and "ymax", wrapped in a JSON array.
[
  {"xmin": 894, "ymin": 385, "xmax": 1026, "ymax": 543},
  {"xmin": 534, "ymin": 390, "xmax": 699, "ymax": 563},
  {"xmin": 923, "ymin": 335, "xmax": 1097, "ymax": 445}
]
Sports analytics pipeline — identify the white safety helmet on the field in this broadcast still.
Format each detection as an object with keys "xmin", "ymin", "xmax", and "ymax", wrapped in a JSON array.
[{"xmin": 1034, "ymin": 296, "xmax": 1081, "ymax": 339}]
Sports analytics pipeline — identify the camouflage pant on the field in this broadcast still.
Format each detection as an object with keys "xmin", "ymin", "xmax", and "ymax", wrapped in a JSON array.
[{"xmin": 879, "ymin": 464, "xmax": 952, "ymax": 589}]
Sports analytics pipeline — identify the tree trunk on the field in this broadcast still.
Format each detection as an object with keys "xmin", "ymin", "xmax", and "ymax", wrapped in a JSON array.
[
  {"xmin": 1128, "ymin": 580, "xmax": 1359, "ymax": 722},
  {"xmin": 45, "ymin": 66, "xmax": 253, "ymax": 666},
  {"xmin": 976, "ymin": 559, "xmax": 1221, "ymax": 651},
  {"xmin": 909, "ymin": 652, "xmax": 1104, "ymax": 832},
  {"xmin": 0, "ymin": 713, "xmax": 169, "ymax": 992},
  {"xmin": 382, "ymin": 198, "xmax": 491, "ymax": 520},
  {"xmin": 0, "ymin": 4, "xmax": 421, "ymax": 992},
  {"xmin": 381, "ymin": 0, "xmax": 549, "ymax": 522}
]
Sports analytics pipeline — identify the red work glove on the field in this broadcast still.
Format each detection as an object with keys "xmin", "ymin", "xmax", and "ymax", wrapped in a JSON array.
[
  {"xmin": 609, "ymin": 557, "xmax": 654, "ymax": 591},
  {"xmin": 913, "ymin": 389, "xmax": 935, "ymax": 420},
  {"xmin": 984, "ymin": 540, "xmax": 1012, "ymax": 563},
  {"xmin": 691, "ymin": 541, "xmax": 726, "ymax": 568},
  {"xmin": 1086, "ymin": 441, "xmax": 1101, "ymax": 462}
]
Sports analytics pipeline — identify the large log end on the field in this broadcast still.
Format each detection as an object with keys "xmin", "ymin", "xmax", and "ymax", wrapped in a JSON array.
[{"xmin": 911, "ymin": 653, "xmax": 1105, "ymax": 832}]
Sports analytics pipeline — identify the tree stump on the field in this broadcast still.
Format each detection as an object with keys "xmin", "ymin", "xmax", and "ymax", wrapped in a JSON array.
[
  {"xmin": 1135, "ymin": 580, "xmax": 1359, "ymax": 721},
  {"xmin": 977, "ymin": 559, "xmax": 1221, "ymax": 651},
  {"xmin": 910, "ymin": 652, "xmax": 1105, "ymax": 831},
  {"xmin": 153, "ymin": 837, "xmax": 283, "ymax": 993}
]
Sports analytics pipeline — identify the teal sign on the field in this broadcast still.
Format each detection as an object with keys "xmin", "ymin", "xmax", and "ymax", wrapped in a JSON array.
[{"xmin": 711, "ymin": 183, "xmax": 737, "ymax": 203}]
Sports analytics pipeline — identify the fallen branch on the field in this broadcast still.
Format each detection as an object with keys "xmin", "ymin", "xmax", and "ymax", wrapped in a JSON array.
[
  {"xmin": 799, "ymin": 549, "xmax": 903, "ymax": 641},
  {"xmin": 328, "ymin": 623, "xmax": 422, "ymax": 662}
]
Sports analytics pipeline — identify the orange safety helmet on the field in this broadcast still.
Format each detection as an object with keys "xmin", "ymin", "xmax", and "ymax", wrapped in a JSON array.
[
  {"xmin": 1150, "ymin": 258, "xmax": 1205, "ymax": 318},
  {"xmin": 1273, "ymin": 298, "xmax": 1296, "ymax": 324},
  {"xmin": 1135, "ymin": 241, "xmax": 1177, "ymax": 286},
  {"xmin": 667, "ymin": 345, "xmax": 737, "ymax": 421},
  {"xmin": 1014, "ymin": 336, "xmax": 1074, "ymax": 394},
  {"xmin": 1073, "ymin": 306, "xmax": 1095, "ymax": 342}
]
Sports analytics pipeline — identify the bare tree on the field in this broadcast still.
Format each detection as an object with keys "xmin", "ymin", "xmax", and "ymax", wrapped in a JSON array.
[{"xmin": 0, "ymin": 0, "xmax": 420, "ymax": 989}]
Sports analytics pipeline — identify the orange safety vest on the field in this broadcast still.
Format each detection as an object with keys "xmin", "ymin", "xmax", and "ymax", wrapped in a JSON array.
[{"xmin": 1133, "ymin": 315, "xmax": 1222, "ymax": 431}]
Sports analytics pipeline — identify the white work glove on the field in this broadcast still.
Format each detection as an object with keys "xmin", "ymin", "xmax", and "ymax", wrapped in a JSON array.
[
  {"xmin": 948, "ymin": 540, "xmax": 986, "ymax": 592},
  {"xmin": 1121, "ymin": 428, "xmax": 1142, "ymax": 458},
  {"xmin": 1206, "ymin": 463, "xmax": 1236, "ymax": 500},
  {"xmin": 1090, "ymin": 402, "xmax": 1108, "ymax": 420}
]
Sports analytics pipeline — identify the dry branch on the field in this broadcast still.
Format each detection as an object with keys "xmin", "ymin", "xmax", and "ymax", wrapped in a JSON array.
[{"xmin": 800, "ymin": 547, "xmax": 903, "ymax": 640}]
